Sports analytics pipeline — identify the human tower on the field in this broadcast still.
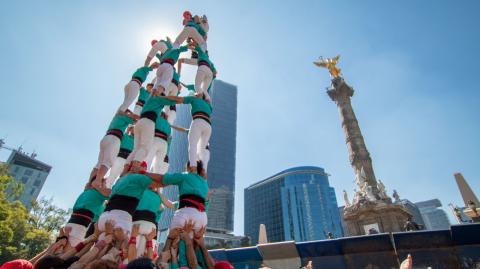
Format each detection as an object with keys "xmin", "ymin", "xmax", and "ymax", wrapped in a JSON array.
[{"xmin": 28, "ymin": 11, "xmax": 224, "ymax": 269}]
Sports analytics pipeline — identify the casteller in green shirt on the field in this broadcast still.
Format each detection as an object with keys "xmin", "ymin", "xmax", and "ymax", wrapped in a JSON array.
[
  {"xmin": 107, "ymin": 114, "xmax": 134, "ymax": 133},
  {"xmin": 162, "ymin": 173, "xmax": 208, "ymax": 200},
  {"xmin": 183, "ymin": 96, "xmax": 213, "ymax": 117},
  {"xmin": 111, "ymin": 174, "xmax": 152, "ymax": 200},
  {"xmin": 135, "ymin": 189, "xmax": 164, "ymax": 223},
  {"xmin": 132, "ymin": 66, "xmax": 153, "ymax": 83},
  {"xmin": 141, "ymin": 97, "xmax": 176, "ymax": 120},
  {"xmin": 73, "ymin": 189, "xmax": 108, "ymax": 221}
]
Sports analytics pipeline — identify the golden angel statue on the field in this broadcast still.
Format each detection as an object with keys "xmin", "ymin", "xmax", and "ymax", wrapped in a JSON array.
[{"xmin": 314, "ymin": 55, "xmax": 342, "ymax": 78}]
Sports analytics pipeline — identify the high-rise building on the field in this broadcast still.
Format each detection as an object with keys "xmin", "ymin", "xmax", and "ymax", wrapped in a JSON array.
[
  {"xmin": 6, "ymin": 150, "xmax": 51, "ymax": 209},
  {"xmin": 244, "ymin": 166, "xmax": 343, "ymax": 245},
  {"xmin": 397, "ymin": 199, "xmax": 425, "ymax": 228},
  {"xmin": 415, "ymin": 199, "xmax": 450, "ymax": 230},
  {"xmin": 158, "ymin": 80, "xmax": 238, "ymax": 247}
]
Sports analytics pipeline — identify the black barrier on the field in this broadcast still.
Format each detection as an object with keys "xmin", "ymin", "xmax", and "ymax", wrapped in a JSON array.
[
  {"xmin": 451, "ymin": 224, "xmax": 480, "ymax": 269},
  {"xmin": 394, "ymin": 229, "xmax": 459, "ymax": 269},
  {"xmin": 207, "ymin": 224, "xmax": 480, "ymax": 269},
  {"xmin": 339, "ymin": 233, "xmax": 398, "ymax": 269},
  {"xmin": 296, "ymin": 239, "xmax": 346, "ymax": 268}
]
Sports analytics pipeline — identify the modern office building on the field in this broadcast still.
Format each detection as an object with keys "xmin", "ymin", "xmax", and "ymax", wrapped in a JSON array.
[
  {"xmin": 397, "ymin": 199, "xmax": 425, "ymax": 229},
  {"xmin": 415, "ymin": 199, "xmax": 450, "ymax": 230},
  {"xmin": 158, "ymin": 80, "xmax": 238, "ymax": 247},
  {"xmin": 5, "ymin": 149, "xmax": 51, "ymax": 209},
  {"xmin": 245, "ymin": 166, "xmax": 343, "ymax": 245}
]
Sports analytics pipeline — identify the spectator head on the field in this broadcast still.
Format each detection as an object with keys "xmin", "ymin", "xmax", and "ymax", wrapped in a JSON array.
[
  {"xmin": 126, "ymin": 258, "xmax": 155, "ymax": 269},
  {"xmin": 214, "ymin": 261, "xmax": 234, "ymax": 269},
  {"xmin": 34, "ymin": 255, "xmax": 64, "ymax": 269},
  {"xmin": 2, "ymin": 259, "xmax": 33, "ymax": 269}
]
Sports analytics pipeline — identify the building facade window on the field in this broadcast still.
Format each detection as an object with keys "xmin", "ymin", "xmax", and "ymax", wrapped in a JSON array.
[
  {"xmin": 24, "ymin": 169, "xmax": 33, "ymax": 176},
  {"xmin": 21, "ymin": 176, "xmax": 29, "ymax": 183},
  {"xmin": 30, "ymin": 188, "xmax": 36, "ymax": 195},
  {"xmin": 33, "ymin": 179, "xmax": 41, "ymax": 187}
]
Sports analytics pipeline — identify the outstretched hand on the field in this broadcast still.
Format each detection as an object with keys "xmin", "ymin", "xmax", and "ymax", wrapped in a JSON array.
[
  {"xmin": 146, "ymin": 227, "xmax": 157, "ymax": 241},
  {"xmin": 131, "ymin": 224, "xmax": 140, "ymax": 237}
]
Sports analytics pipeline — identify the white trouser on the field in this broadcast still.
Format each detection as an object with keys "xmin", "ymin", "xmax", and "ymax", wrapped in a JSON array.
[
  {"xmin": 105, "ymin": 156, "xmax": 127, "ymax": 188},
  {"xmin": 98, "ymin": 209, "xmax": 133, "ymax": 235},
  {"xmin": 199, "ymin": 149, "xmax": 210, "ymax": 173},
  {"xmin": 147, "ymin": 41, "xmax": 168, "ymax": 59},
  {"xmin": 134, "ymin": 104, "xmax": 144, "ymax": 116},
  {"xmin": 195, "ymin": 65, "xmax": 213, "ymax": 100},
  {"xmin": 133, "ymin": 220, "xmax": 157, "ymax": 258},
  {"xmin": 96, "ymin": 135, "xmax": 121, "ymax": 169},
  {"xmin": 154, "ymin": 63, "xmax": 174, "ymax": 93},
  {"xmin": 188, "ymin": 119, "xmax": 212, "ymax": 166},
  {"xmin": 65, "ymin": 223, "xmax": 87, "ymax": 247},
  {"xmin": 118, "ymin": 80, "xmax": 141, "ymax": 112},
  {"xmin": 130, "ymin": 118, "xmax": 155, "ymax": 162},
  {"xmin": 170, "ymin": 207, "xmax": 207, "ymax": 236},
  {"xmin": 158, "ymin": 161, "xmax": 169, "ymax": 174},
  {"xmin": 145, "ymin": 137, "xmax": 168, "ymax": 173},
  {"xmin": 173, "ymin": 26, "xmax": 207, "ymax": 51},
  {"xmin": 166, "ymin": 82, "xmax": 179, "ymax": 97}
]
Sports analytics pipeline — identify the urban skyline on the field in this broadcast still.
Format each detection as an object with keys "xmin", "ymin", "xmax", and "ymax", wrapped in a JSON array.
[{"xmin": 1, "ymin": 1, "xmax": 479, "ymax": 235}]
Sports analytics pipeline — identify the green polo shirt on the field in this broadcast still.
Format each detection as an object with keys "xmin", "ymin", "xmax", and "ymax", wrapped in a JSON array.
[
  {"xmin": 141, "ymin": 97, "xmax": 176, "ymax": 118},
  {"xmin": 183, "ymin": 96, "xmax": 213, "ymax": 117},
  {"xmin": 159, "ymin": 46, "xmax": 188, "ymax": 63},
  {"xmin": 132, "ymin": 67, "xmax": 153, "ymax": 83},
  {"xmin": 184, "ymin": 84, "xmax": 195, "ymax": 94},
  {"xmin": 107, "ymin": 114, "xmax": 134, "ymax": 132},
  {"xmin": 111, "ymin": 174, "xmax": 152, "ymax": 200},
  {"xmin": 137, "ymin": 87, "xmax": 151, "ymax": 104},
  {"xmin": 155, "ymin": 116, "xmax": 171, "ymax": 136},
  {"xmin": 135, "ymin": 189, "xmax": 164, "ymax": 223},
  {"xmin": 162, "ymin": 173, "xmax": 208, "ymax": 199},
  {"xmin": 119, "ymin": 133, "xmax": 134, "ymax": 151},
  {"xmin": 194, "ymin": 46, "xmax": 214, "ymax": 70},
  {"xmin": 73, "ymin": 189, "xmax": 108, "ymax": 220}
]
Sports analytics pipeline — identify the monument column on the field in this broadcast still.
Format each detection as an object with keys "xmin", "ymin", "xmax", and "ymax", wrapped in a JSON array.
[
  {"xmin": 314, "ymin": 56, "xmax": 411, "ymax": 236},
  {"xmin": 327, "ymin": 77, "xmax": 379, "ymax": 195}
]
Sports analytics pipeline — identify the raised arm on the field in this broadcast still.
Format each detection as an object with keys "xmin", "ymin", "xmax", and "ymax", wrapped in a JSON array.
[
  {"xmin": 171, "ymin": 125, "xmax": 189, "ymax": 133},
  {"xmin": 127, "ymin": 224, "xmax": 139, "ymax": 262},
  {"xmin": 145, "ymin": 227, "xmax": 157, "ymax": 260},
  {"xmin": 164, "ymin": 96, "xmax": 184, "ymax": 104},
  {"xmin": 159, "ymin": 192, "xmax": 175, "ymax": 209},
  {"xmin": 144, "ymin": 172, "xmax": 165, "ymax": 185}
]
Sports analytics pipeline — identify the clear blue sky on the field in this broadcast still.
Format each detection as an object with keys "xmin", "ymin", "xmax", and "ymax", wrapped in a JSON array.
[{"xmin": 1, "ymin": 1, "xmax": 479, "ymax": 235}]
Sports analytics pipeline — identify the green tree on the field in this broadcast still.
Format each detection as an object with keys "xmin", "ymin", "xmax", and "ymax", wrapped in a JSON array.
[
  {"xmin": 29, "ymin": 197, "xmax": 70, "ymax": 233},
  {"xmin": 0, "ymin": 164, "xmax": 69, "ymax": 264}
]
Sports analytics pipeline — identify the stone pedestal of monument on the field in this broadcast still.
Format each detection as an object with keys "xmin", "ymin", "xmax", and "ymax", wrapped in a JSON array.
[{"xmin": 343, "ymin": 199, "xmax": 411, "ymax": 235}]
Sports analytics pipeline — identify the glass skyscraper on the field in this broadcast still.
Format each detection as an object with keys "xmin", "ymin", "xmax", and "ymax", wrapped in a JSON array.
[
  {"xmin": 415, "ymin": 199, "xmax": 451, "ymax": 230},
  {"xmin": 244, "ymin": 166, "xmax": 343, "ymax": 245},
  {"xmin": 159, "ymin": 80, "xmax": 238, "ymax": 246}
]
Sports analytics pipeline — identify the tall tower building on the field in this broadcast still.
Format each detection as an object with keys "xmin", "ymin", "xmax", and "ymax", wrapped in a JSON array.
[
  {"xmin": 314, "ymin": 57, "xmax": 411, "ymax": 236},
  {"xmin": 158, "ymin": 80, "xmax": 238, "ymax": 247},
  {"xmin": 415, "ymin": 199, "xmax": 450, "ymax": 230},
  {"xmin": 6, "ymin": 150, "xmax": 51, "ymax": 209},
  {"xmin": 244, "ymin": 166, "xmax": 343, "ymax": 245}
]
